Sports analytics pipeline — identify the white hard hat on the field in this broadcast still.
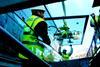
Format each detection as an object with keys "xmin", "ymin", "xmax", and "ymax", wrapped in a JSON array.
[
  {"xmin": 30, "ymin": 6, "xmax": 45, "ymax": 12},
  {"xmin": 60, "ymin": 45, "xmax": 73, "ymax": 56}
]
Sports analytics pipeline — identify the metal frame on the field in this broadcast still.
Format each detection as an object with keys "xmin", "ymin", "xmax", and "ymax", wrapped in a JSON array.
[
  {"xmin": 81, "ymin": 15, "xmax": 89, "ymax": 44},
  {"xmin": 0, "ymin": 0, "xmax": 64, "ymax": 14},
  {"xmin": 45, "ymin": 15, "xmax": 89, "ymax": 45}
]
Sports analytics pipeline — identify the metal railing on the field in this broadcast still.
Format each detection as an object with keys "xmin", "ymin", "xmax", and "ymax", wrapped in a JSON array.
[{"xmin": 0, "ymin": 26, "xmax": 50, "ymax": 66}]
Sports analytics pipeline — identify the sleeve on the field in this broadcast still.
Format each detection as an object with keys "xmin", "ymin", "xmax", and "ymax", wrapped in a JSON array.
[
  {"xmin": 34, "ymin": 21, "xmax": 51, "ymax": 45},
  {"xmin": 90, "ymin": 18, "xmax": 95, "ymax": 27}
]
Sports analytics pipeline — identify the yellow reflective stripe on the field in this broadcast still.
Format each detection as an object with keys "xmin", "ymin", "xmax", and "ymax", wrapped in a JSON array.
[
  {"xmin": 91, "ymin": 16, "xmax": 99, "ymax": 22},
  {"xmin": 22, "ymin": 35, "xmax": 38, "ymax": 42},
  {"xmin": 26, "ymin": 15, "xmax": 37, "ymax": 26},
  {"xmin": 24, "ymin": 15, "xmax": 44, "ymax": 31},
  {"xmin": 24, "ymin": 15, "xmax": 38, "ymax": 32},
  {"xmin": 19, "ymin": 45, "xmax": 44, "ymax": 60},
  {"xmin": 19, "ymin": 53, "xmax": 28, "ymax": 59},
  {"xmin": 31, "ymin": 16, "xmax": 44, "ymax": 30},
  {"xmin": 24, "ymin": 18, "xmax": 35, "ymax": 33},
  {"xmin": 95, "ymin": 16, "xmax": 98, "ymax": 22}
]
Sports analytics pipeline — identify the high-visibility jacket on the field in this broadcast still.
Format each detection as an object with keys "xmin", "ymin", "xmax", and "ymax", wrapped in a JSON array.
[
  {"xmin": 90, "ymin": 16, "xmax": 100, "ymax": 28},
  {"xmin": 90, "ymin": 15, "xmax": 100, "ymax": 40},
  {"xmin": 63, "ymin": 47, "xmax": 73, "ymax": 60},
  {"xmin": 19, "ymin": 15, "xmax": 44, "ymax": 60},
  {"xmin": 22, "ymin": 15, "xmax": 44, "ymax": 43}
]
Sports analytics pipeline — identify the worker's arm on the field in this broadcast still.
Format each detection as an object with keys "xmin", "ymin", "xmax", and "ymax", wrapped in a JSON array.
[{"xmin": 34, "ymin": 21, "xmax": 51, "ymax": 45}]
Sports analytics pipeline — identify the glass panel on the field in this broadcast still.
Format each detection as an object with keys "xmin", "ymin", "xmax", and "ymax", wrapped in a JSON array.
[
  {"xmin": 46, "ymin": 2, "xmax": 64, "ymax": 17},
  {"xmin": 64, "ymin": 0, "xmax": 93, "ymax": 16},
  {"xmin": 47, "ymin": 18, "xmax": 86, "ymax": 45}
]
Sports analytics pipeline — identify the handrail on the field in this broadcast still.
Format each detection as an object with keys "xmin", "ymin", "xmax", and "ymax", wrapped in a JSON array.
[
  {"xmin": 0, "ymin": 26, "xmax": 50, "ymax": 66},
  {"xmin": 86, "ymin": 33, "xmax": 95, "ymax": 58},
  {"xmin": 0, "ymin": 54, "xmax": 21, "ymax": 64},
  {"xmin": 86, "ymin": 34, "xmax": 100, "ymax": 64}
]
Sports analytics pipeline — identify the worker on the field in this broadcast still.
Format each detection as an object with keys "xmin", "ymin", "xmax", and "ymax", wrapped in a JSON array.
[
  {"xmin": 90, "ymin": 11, "xmax": 100, "ymax": 40},
  {"xmin": 19, "ymin": 6, "xmax": 51, "ymax": 62},
  {"xmin": 59, "ymin": 45, "xmax": 73, "ymax": 60}
]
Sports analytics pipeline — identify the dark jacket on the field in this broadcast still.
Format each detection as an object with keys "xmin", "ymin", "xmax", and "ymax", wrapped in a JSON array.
[{"xmin": 34, "ymin": 21, "xmax": 51, "ymax": 45}]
